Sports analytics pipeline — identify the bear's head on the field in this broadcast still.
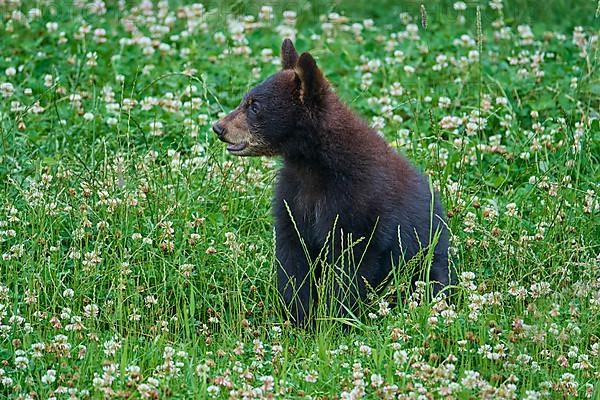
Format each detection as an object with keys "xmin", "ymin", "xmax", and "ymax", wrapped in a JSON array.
[{"xmin": 212, "ymin": 39, "xmax": 329, "ymax": 156}]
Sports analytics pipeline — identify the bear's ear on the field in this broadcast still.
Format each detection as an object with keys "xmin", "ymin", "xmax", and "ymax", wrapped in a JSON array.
[
  {"xmin": 294, "ymin": 52, "xmax": 328, "ymax": 105},
  {"xmin": 281, "ymin": 39, "xmax": 298, "ymax": 70}
]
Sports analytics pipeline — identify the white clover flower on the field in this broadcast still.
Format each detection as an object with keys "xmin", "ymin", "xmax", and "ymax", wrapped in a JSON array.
[
  {"xmin": 489, "ymin": 0, "xmax": 503, "ymax": 11},
  {"xmin": 86, "ymin": 51, "xmax": 98, "ymax": 67},
  {"xmin": 41, "ymin": 369, "xmax": 57, "ymax": 384},
  {"xmin": 304, "ymin": 371, "xmax": 318, "ymax": 383},
  {"xmin": 15, "ymin": 356, "xmax": 29, "ymax": 369},
  {"xmin": 454, "ymin": 2, "xmax": 467, "ymax": 11},
  {"xmin": 1, "ymin": 82, "xmax": 15, "ymax": 97},
  {"xmin": 438, "ymin": 96, "xmax": 451, "ymax": 108},
  {"xmin": 403, "ymin": 65, "xmax": 415, "ymax": 74},
  {"xmin": 46, "ymin": 21, "xmax": 58, "ymax": 32},
  {"xmin": 103, "ymin": 336, "xmax": 122, "ymax": 356},
  {"xmin": 505, "ymin": 202, "xmax": 518, "ymax": 217},
  {"xmin": 213, "ymin": 32, "xmax": 226, "ymax": 45},
  {"xmin": 359, "ymin": 344, "xmax": 372, "ymax": 356},
  {"xmin": 207, "ymin": 385, "xmax": 220, "ymax": 397},
  {"xmin": 259, "ymin": 6, "xmax": 273, "ymax": 21}
]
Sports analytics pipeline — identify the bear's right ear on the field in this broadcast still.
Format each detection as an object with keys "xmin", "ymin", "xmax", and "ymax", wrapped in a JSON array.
[
  {"xmin": 281, "ymin": 39, "xmax": 299, "ymax": 70},
  {"xmin": 294, "ymin": 52, "xmax": 328, "ymax": 106}
]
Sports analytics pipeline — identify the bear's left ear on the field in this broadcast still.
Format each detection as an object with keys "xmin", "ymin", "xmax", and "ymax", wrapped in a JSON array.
[
  {"xmin": 281, "ymin": 39, "xmax": 298, "ymax": 70},
  {"xmin": 294, "ymin": 52, "xmax": 328, "ymax": 106}
]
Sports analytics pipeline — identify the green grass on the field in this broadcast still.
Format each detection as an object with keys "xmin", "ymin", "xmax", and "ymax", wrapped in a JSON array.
[{"xmin": 0, "ymin": 1, "xmax": 599, "ymax": 399}]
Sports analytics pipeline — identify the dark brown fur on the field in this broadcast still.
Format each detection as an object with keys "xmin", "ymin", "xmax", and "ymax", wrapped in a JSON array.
[{"xmin": 214, "ymin": 39, "xmax": 451, "ymax": 326}]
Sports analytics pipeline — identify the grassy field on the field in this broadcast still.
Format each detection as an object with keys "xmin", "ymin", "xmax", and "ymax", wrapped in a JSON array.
[{"xmin": 0, "ymin": 0, "xmax": 599, "ymax": 398}]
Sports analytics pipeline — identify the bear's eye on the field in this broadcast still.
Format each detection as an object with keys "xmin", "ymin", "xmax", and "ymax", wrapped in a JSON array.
[{"xmin": 248, "ymin": 100, "xmax": 260, "ymax": 115}]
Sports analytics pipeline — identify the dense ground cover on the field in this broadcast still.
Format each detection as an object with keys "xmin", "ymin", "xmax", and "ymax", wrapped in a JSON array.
[{"xmin": 0, "ymin": 0, "xmax": 598, "ymax": 398}]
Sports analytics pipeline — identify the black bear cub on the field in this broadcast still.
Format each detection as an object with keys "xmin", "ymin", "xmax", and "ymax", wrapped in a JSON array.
[{"xmin": 213, "ymin": 39, "xmax": 450, "ymax": 327}]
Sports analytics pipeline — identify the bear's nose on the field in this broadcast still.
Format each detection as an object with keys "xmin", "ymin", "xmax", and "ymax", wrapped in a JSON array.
[{"xmin": 212, "ymin": 122, "xmax": 225, "ymax": 137}]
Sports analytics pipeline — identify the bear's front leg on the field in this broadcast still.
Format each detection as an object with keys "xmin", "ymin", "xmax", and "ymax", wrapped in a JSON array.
[{"xmin": 275, "ymin": 228, "xmax": 316, "ymax": 327}]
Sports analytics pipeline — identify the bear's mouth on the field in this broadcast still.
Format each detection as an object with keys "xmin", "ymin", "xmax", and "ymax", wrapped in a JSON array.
[{"xmin": 226, "ymin": 142, "xmax": 248, "ymax": 153}]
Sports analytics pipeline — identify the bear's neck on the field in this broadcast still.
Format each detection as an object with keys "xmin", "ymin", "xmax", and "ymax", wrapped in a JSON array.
[{"xmin": 281, "ymin": 98, "xmax": 387, "ymax": 182}]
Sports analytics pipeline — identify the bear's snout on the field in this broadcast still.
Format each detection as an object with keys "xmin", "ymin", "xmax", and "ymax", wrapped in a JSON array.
[{"xmin": 212, "ymin": 122, "xmax": 225, "ymax": 138}]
